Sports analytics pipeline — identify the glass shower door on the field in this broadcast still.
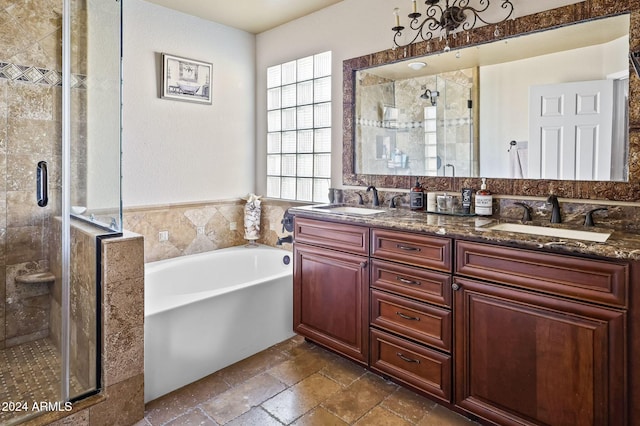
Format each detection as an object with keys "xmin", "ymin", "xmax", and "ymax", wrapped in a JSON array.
[
  {"xmin": 64, "ymin": 0, "xmax": 123, "ymax": 403},
  {"xmin": 0, "ymin": 0, "xmax": 121, "ymax": 424},
  {"xmin": 435, "ymin": 74, "xmax": 475, "ymax": 177}
]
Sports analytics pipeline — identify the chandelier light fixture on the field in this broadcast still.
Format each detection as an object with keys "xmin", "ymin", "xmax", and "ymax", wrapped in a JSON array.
[{"xmin": 392, "ymin": 0, "xmax": 515, "ymax": 51}]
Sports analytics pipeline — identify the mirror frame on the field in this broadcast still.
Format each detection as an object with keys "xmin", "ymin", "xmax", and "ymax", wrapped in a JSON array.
[{"xmin": 343, "ymin": 1, "xmax": 640, "ymax": 201}]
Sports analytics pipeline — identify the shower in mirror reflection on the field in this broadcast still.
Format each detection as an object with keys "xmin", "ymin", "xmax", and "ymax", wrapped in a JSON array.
[{"xmin": 420, "ymin": 87, "xmax": 439, "ymax": 106}]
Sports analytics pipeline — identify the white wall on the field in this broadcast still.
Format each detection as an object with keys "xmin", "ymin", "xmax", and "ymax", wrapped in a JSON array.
[
  {"xmin": 255, "ymin": 0, "xmax": 583, "ymax": 192},
  {"xmin": 122, "ymin": 0, "xmax": 584, "ymax": 206},
  {"xmin": 122, "ymin": 0, "xmax": 255, "ymax": 207}
]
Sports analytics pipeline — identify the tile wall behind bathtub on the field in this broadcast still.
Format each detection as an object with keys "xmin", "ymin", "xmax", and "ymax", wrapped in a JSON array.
[{"xmin": 123, "ymin": 199, "xmax": 298, "ymax": 263}]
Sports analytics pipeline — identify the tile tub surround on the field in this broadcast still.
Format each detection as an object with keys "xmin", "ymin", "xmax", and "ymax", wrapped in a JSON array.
[
  {"xmin": 140, "ymin": 335, "xmax": 478, "ymax": 426},
  {"xmin": 123, "ymin": 198, "xmax": 298, "ymax": 263}
]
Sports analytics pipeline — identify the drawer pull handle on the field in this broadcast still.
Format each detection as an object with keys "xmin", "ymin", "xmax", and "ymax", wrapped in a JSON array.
[
  {"xmin": 396, "ymin": 244, "xmax": 421, "ymax": 252},
  {"xmin": 396, "ymin": 276, "xmax": 421, "ymax": 286},
  {"xmin": 396, "ymin": 352, "xmax": 420, "ymax": 364},
  {"xmin": 396, "ymin": 312, "xmax": 420, "ymax": 321}
]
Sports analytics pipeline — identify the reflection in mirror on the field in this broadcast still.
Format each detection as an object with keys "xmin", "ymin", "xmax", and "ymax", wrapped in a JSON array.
[
  {"xmin": 356, "ymin": 68, "xmax": 477, "ymax": 177},
  {"xmin": 354, "ymin": 14, "xmax": 629, "ymax": 182}
]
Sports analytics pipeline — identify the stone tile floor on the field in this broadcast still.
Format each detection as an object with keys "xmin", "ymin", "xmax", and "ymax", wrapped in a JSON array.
[
  {"xmin": 136, "ymin": 335, "xmax": 479, "ymax": 426},
  {"xmin": 0, "ymin": 338, "xmax": 84, "ymax": 425}
]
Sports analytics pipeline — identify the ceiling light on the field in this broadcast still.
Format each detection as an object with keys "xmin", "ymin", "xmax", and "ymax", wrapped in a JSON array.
[
  {"xmin": 392, "ymin": 0, "xmax": 515, "ymax": 51},
  {"xmin": 407, "ymin": 61, "xmax": 427, "ymax": 70}
]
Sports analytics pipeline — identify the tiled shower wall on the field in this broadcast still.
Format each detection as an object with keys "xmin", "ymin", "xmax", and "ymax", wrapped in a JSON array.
[
  {"xmin": 1, "ymin": 0, "xmax": 61, "ymax": 349},
  {"xmin": 0, "ymin": 0, "xmax": 88, "ymax": 347},
  {"xmin": 357, "ymin": 70, "xmax": 475, "ymax": 177},
  {"xmin": 124, "ymin": 198, "xmax": 299, "ymax": 263}
]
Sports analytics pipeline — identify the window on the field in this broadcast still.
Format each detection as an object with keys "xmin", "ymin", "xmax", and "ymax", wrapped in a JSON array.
[{"xmin": 266, "ymin": 51, "xmax": 331, "ymax": 202}]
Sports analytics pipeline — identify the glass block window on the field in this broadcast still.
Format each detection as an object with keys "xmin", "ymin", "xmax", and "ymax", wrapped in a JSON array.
[{"xmin": 267, "ymin": 51, "xmax": 332, "ymax": 202}]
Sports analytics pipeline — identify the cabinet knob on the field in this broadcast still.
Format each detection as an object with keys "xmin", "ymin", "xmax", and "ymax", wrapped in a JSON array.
[
  {"xmin": 360, "ymin": 261, "xmax": 368, "ymax": 268},
  {"xmin": 452, "ymin": 283, "xmax": 461, "ymax": 291}
]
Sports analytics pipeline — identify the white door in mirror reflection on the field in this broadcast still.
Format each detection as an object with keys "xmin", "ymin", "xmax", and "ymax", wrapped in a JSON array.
[{"xmin": 529, "ymin": 79, "xmax": 616, "ymax": 180}]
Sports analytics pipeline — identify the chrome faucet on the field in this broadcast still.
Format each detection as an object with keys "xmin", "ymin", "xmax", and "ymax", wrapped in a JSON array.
[
  {"xmin": 546, "ymin": 195, "xmax": 562, "ymax": 223},
  {"xmin": 366, "ymin": 185, "xmax": 380, "ymax": 206}
]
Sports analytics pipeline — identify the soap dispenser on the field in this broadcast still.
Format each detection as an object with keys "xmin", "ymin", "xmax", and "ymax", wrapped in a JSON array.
[
  {"xmin": 475, "ymin": 178, "xmax": 493, "ymax": 216},
  {"xmin": 409, "ymin": 178, "xmax": 425, "ymax": 210}
]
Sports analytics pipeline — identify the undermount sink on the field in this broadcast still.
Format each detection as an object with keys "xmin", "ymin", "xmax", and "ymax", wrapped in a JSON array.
[
  {"xmin": 309, "ymin": 205, "xmax": 384, "ymax": 215},
  {"xmin": 485, "ymin": 222, "xmax": 611, "ymax": 243}
]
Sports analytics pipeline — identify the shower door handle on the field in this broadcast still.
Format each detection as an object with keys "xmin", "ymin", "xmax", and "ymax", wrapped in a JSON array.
[{"xmin": 36, "ymin": 161, "xmax": 48, "ymax": 207}]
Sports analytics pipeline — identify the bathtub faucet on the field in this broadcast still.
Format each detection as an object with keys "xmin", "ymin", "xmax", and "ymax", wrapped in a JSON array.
[
  {"xmin": 277, "ymin": 235, "xmax": 293, "ymax": 245},
  {"xmin": 281, "ymin": 209, "xmax": 294, "ymax": 233}
]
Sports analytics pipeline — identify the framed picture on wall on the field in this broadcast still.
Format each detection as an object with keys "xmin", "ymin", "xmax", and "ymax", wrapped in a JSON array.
[{"xmin": 161, "ymin": 53, "xmax": 212, "ymax": 104}]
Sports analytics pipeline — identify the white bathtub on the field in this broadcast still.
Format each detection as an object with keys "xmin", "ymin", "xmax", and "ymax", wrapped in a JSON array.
[{"xmin": 144, "ymin": 245, "xmax": 294, "ymax": 402}]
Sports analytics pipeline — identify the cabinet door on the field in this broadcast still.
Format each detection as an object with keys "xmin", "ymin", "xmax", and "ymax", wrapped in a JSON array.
[
  {"xmin": 294, "ymin": 243, "xmax": 369, "ymax": 364},
  {"xmin": 454, "ymin": 277, "xmax": 626, "ymax": 426}
]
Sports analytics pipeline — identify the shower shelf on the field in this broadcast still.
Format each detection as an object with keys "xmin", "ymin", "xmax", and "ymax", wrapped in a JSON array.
[{"xmin": 15, "ymin": 272, "xmax": 55, "ymax": 285}]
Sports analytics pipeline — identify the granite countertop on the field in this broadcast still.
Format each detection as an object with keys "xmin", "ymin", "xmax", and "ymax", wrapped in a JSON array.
[{"xmin": 290, "ymin": 204, "xmax": 640, "ymax": 261}]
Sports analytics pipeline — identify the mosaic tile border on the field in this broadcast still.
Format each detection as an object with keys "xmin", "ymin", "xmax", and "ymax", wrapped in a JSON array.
[
  {"xmin": 0, "ymin": 61, "xmax": 86, "ymax": 88},
  {"xmin": 356, "ymin": 117, "xmax": 473, "ymax": 129}
]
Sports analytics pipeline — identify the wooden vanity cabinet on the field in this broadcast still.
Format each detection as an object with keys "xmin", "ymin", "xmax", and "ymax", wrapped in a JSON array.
[
  {"xmin": 293, "ymin": 217, "xmax": 635, "ymax": 425},
  {"xmin": 293, "ymin": 217, "xmax": 370, "ymax": 365},
  {"xmin": 369, "ymin": 228, "xmax": 454, "ymax": 402},
  {"xmin": 454, "ymin": 240, "xmax": 628, "ymax": 426}
]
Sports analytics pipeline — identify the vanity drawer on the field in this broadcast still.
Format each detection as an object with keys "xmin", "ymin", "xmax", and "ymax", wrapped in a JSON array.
[
  {"xmin": 294, "ymin": 217, "xmax": 369, "ymax": 255},
  {"xmin": 371, "ymin": 290, "xmax": 452, "ymax": 352},
  {"xmin": 371, "ymin": 228, "xmax": 452, "ymax": 272},
  {"xmin": 455, "ymin": 240, "xmax": 628, "ymax": 307},
  {"xmin": 371, "ymin": 259, "xmax": 452, "ymax": 308},
  {"xmin": 370, "ymin": 328, "xmax": 451, "ymax": 403}
]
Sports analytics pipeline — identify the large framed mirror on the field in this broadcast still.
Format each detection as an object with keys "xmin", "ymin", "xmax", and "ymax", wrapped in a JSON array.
[{"xmin": 343, "ymin": 1, "xmax": 639, "ymax": 201}]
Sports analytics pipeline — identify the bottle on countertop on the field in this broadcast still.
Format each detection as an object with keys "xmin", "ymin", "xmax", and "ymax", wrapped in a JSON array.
[
  {"xmin": 475, "ymin": 178, "xmax": 493, "ymax": 216},
  {"xmin": 461, "ymin": 188, "xmax": 472, "ymax": 214},
  {"xmin": 409, "ymin": 178, "xmax": 425, "ymax": 210}
]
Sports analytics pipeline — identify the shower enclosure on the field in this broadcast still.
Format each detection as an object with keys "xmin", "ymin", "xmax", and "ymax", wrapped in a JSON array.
[
  {"xmin": 355, "ymin": 68, "xmax": 477, "ymax": 177},
  {"xmin": 0, "ymin": 0, "xmax": 122, "ymax": 424},
  {"xmin": 430, "ymin": 72, "xmax": 477, "ymax": 178}
]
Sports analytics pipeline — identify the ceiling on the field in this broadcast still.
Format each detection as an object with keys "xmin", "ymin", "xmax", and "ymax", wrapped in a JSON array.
[{"xmin": 143, "ymin": 0, "xmax": 344, "ymax": 34}]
